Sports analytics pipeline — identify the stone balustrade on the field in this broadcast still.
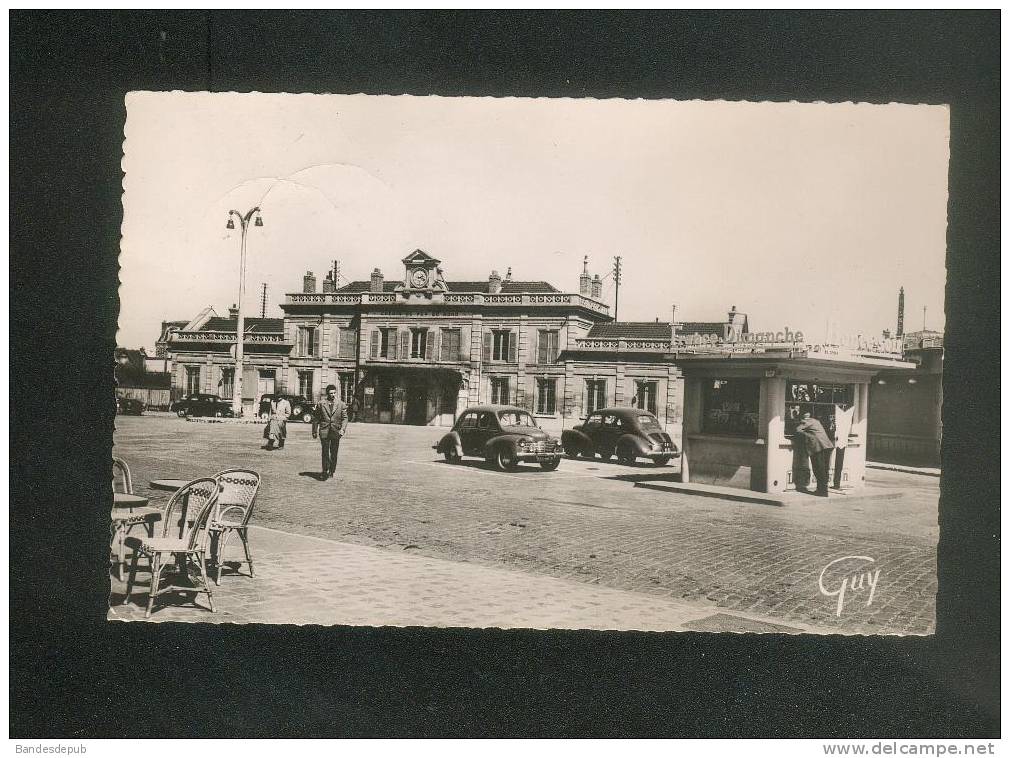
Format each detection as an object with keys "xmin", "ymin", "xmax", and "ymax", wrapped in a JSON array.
[{"xmin": 285, "ymin": 291, "xmax": 609, "ymax": 313}]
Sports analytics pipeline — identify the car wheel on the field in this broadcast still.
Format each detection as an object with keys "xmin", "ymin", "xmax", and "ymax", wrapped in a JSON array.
[
  {"xmin": 444, "ymin": 448, "xmax": 461, "ymax": 464},
  {"xmin": 214, "ymin": 410, "xmax": 223, "ymax": 418},
  {"xmin": 654, "ymin": 456, "xmax": 671, "ymax": 466},
  {"xmin": 302, "ymin": 411, "xmax": 313, "ymax": 423},
  {"xmin": 563, "ymin": 443, "xmax": 580, "ymax": 458},
  {"xmin": 540, "ymin": 458, "xmax": 561, "ymax": 471},
  {"xmin": 492, "ymin": 447, "xmax": 519, "ymax": 472},
  {"xmin": 176, "ymin": 409, "xmax": 187, "ymax": 418}
]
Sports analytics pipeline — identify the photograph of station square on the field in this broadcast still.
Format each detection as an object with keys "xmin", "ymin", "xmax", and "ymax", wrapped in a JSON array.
[{"xmin": 111, "ymin": 93, "xmax": 947, "ymax": 634}]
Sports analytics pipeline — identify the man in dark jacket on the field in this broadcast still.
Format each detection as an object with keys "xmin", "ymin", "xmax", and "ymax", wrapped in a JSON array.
[
  {"xmin": 795, "ymin": 412, "xmax": 833, "ymax": 496},
  {"xmin": 312, "ymin": 384, "xmax": 349, "ymax": 480}
]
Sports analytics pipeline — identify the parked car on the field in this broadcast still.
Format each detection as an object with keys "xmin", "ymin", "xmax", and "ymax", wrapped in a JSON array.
[
  {"xmin": 257, "ymin": 394, "xmax": 314, "ymax": 423},
  {"xmin": 562, "ymin": 407, "xmax": 679, "ymax": 466},
  {"xmin": 434, "ymin": 404, "xmax": 564, "ymax": 471},
  {"xmin": 115, "ymin": 396, "xmax": 144, "ymax": 416},
  {"xmin": 170, "ymin": 393, "xmax": 235, "ymax": 418}
]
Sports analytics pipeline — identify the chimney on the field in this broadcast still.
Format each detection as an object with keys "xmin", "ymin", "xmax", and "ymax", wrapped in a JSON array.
[
  {"xmin": 303, "ymin": 271, "xmax": 317, "ymax": 294},
  {"xmin": 488, "ymin": 269, "xmax": 502, "ymax": 294},
  {"xmin": 322, "ymin": 273, "xmax": 336, "ymax": 293},
  {"xmin": 591, "ymin": 274, "xmax": 602, "ymax": 299},
  {"xmin": 228, "ymin": 303, "xmax": 239, "ymax": 319},
  {"xmin": 579, "ymin": 255, "xmax": 591, "ymax": 297},
  {"xmin": 505, "ymin": 267, "xmax": 512, "ymax": 282},
  {"xmin": 671, "ymin": 304, "xmax": 678, "ymax": 339},
  {"xmin": 896, "ymin": 287, "xmax": 905, "ymax": 337},
  {"xmin": 370, "ymin": 268, "xmax": 384, "ymax": 293}
]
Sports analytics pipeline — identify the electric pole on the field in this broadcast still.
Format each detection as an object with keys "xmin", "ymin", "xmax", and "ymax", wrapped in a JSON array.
[
  {"xmin": 260, "ymin": 283, "xmax": 268, "ymax": 318},
  {"xmin": 612, "ymin": 255, "xmax": 622, "ymax": 320},
  {"xmin": 332, "ymin": 259, "xmax": 341, "ymax": 287}
]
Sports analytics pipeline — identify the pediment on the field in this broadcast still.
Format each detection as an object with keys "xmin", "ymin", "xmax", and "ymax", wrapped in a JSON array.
[{"xmin": 402, "ymin": 249, "xmax": 441, "ymax": 266}]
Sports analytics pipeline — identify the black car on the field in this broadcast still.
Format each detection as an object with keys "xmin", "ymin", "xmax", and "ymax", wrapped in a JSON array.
[
  {"xmin": 258, "ymin": 394, "xmax": 314, "ymax": 423},
  {"xmin": 562, "ymin": 407, "xmax": 679, "ymax": 466},
  {"xmin": 434, "ymin": 404, "xmax": 564, "ymax": 471},
  {"xmin": 115, "ymin": 396, "xmax": 144, "ymax": 415},
  {"xmin": 170, "ymin": 393, "xmax": 235, "ymax": 418}
]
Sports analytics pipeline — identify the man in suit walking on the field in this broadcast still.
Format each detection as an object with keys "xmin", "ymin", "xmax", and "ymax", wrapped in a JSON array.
[
  {"xmin": 312, "ymin": 384, "xmax": 349, "ymax": 480},
  {"xmin": 795, "ymin": 412, "xmax": 834, "ymax": 497}
]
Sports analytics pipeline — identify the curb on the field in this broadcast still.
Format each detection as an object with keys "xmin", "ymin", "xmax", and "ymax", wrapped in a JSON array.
[{"xmin": 866, "ymin": 462, "xmax": 941, "ymax": 477}]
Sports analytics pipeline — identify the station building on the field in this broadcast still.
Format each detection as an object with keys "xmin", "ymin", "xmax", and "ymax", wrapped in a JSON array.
[{"xmin": 166, "ymin": 248, "xmax": 914, "ymax": 494}]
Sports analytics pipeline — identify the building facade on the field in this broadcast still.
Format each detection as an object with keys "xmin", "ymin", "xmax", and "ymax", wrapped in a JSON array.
[{"xmin": 167, "ymin": 250, "xmax": 749, "ymax": 441}]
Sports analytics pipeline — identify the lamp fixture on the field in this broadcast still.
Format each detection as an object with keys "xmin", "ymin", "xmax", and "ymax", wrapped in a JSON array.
[
  {"xmin": 254, "ymin": 215, "xmax": 264, "ymax": 227},
  {"xmin": 226, "ymin": 218, "xmax": 235, "ymax": 230}
]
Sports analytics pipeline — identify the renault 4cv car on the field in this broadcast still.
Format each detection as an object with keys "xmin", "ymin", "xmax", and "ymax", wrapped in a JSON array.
[
  {"xmin": 434, "ymin": 405, "xmax": 564, "ymax": 471},
  {"xmin": 562, "ymin": 407, "xmax": 679, "ymax": 466},
  {"xmin": 257, "ymin": 393, "xmax": 314, "ymax": 423}
]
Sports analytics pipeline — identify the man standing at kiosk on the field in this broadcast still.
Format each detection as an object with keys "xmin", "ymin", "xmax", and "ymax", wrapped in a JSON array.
[{"xmin": 796, "ymin": 412, "xmax": 833, "ymax": 497}]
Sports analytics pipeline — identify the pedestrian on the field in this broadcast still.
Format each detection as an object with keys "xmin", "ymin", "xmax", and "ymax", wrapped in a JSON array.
[
  {"xmin": 262, "ymin": 399, "xmax": 283, "ymax": 450},
  {"xmin": 795, "ymin": 412, "xmax": 833, "ymax": 497},
  {"xmin": 832, "ymin": 402, "xmax": 855, "ymax": 489},
  {"xmin": 312, "ymin": 384, "xmax": 349, "ymax": 480},
  {"xmin": 273, "ymin": 395, "xmax": 291, "ymax": 449}
]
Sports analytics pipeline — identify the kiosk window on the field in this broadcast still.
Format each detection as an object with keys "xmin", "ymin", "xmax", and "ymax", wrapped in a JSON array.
[
  {"xmin": 785, "ymin": 382, "xmax": 853, "ymax": 439},
  {"xmin": 702, "ymin": 379, "xmax": 760, "ymax": 436}
]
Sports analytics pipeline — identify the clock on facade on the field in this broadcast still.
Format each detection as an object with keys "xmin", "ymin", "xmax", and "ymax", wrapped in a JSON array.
[{"xmin": 410, "ymin": 268, "xmax": 430, "ymax": 288}]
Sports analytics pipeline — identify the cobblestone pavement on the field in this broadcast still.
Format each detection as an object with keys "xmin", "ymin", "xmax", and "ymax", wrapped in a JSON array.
[{"xmin": 112, "ymin": 416, "xmax": 939, "ymax": 634}]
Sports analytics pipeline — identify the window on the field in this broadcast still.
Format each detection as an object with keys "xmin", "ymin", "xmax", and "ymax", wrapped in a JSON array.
[
  {"xmin": 537, "ymin": 330, "xmax": 560, "ymax": 364},
  {"xmin": 185, "ymin": 366, "xmax": 201, "ymax": 394},
  {"xmin": 370, "ymin": 328, "xmax": 397, "ymax": 359},
  {"xmin": 338, "ymin": 327, "xmax": 356, "ymax": 359},
  {"xmin": 296, "ymin": 326, "xmax": 318, "ymax": 357},
  {"xmin": 499, "ymin": 411, "xmax": 537, "ymax": 428},
  {"xmin": 297, "ymin": 370, "xmax": 314, "ymax": 399},
  {"xmin": 785, "ymin": 382, "xmax": 854, "ymax": 439},
  {"xmin": 440, "ymin": 328, "xmax": 462, "ymax": 362},
  {"xmin": 702, "ymin": 379, "xmax": 760, "ymax": 436},
  {"xmin": 535, "ymin": 377, "xmax": 557, "ymax": 414},
  {"xmin": 459, "ymin": 412, "xmax": 478, "ymax": 430},
  {"xmin": 337, "ymin": 372, "xmax": 355, "ymax": 404},
  {"xmin": 218, "ymin": 368, "xmax": 234, "ymax": 399},
  {"xmin": 477, "ymin": 412, "xmax": 495, "ymax": 430},
  {"xmin": 585, "ymin": 379, "xmax": 607, "ymax": 415},
  {"xmin": 410, "ymin": 328, "xmax": 429, "ymax": 359},
  {"xmin": 490, "ymin": 376, "xmax": 510, "ymax": 405},
  {"xmin": 634, "ymin": 380, "xmax": 658, "ymax": 415},
  {"xmin": 488, "ymin": 329, "xmax": 516, "ymax": 362},
  {"xmin": 603, "ymin": 413, "xmax": 622, "ymax": 429},
  {"xmin": 376, "ymin": 381, "xmax": 393, "ymax": 411},
  {"xmin": 584, "ymin": 413, "xmax": 603, "ymax": 429}
]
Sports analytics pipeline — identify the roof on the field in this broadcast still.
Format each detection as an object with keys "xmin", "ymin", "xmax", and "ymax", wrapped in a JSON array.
[
  {"xmin": 586, "ymin": 407, "xmax": 660, "ymax": 420},
  {"xmin": 200, "ymin": 317, "xmax": 285, "ymax": 333},
  {"xmin": 586, "ymin": 322, "xmax": 673, "ymax": 340},
  {"xmin": 333, "ymin": 280, "xmax": 560, "ymax": 294},
  {"xmin": 461, "ymin": 404, "xmax": 528, "ymax": 413},
  {"xmin": 678, "ymin": 322, "xmax": 728, "ymax": 338}
]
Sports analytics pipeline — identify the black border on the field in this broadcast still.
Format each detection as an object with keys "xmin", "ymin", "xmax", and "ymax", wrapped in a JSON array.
[{"xmin": 10, "ymin": 11, "xmax": 999, "ymax": 737}]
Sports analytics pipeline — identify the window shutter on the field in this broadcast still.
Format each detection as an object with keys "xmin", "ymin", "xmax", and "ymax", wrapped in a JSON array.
[
  {"xmin": 369, "ymin": 330, "xmax": 379, "ymax": 359},
  {"xmin": 537, "ymin": 332, "xmax": 548, "ymax": 364},
  {"xmin": 314, "ymin": 327, "xmax": 321, "ymax": 357},
  {"xmin": 399, "ymin": 330, "xmax": 409, "ymax": 360},
  {"xmin": 483, "ymin": 332, "xmax": 492, "ymax": 362},
  {"xmin": 425, "ymin": 330, "xmax": 435, "ymax": 361},
  {"xmin": 332, "ymin": 326, "xmax": 340, "ymax": 357},
  {"xmin": 438, "ymin": 330, "xmax": 445, "ymax": 361},
  {"xmin": 508, "ymin": 331, "xmax": 517, "ymax": 363}
]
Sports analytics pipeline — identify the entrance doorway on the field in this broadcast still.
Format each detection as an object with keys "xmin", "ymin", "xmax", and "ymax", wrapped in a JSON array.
[{"xmin": 406, "ymin": 386, "xmax": 428, "ymax": 425}]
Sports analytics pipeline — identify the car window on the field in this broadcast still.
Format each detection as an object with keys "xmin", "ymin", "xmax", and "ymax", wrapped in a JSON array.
[
  {"xmin": 638, "ymin": 414, "xmax": 663, "ymax": 432},
  {"xmin": 603, "ymin": 414, "xmax": 618, "ymax": 427},
  {"xmin": 477, "ymin": 412, "xmax": 495, "ymax": 430},
  {"xmin": 585, "ymin": 414, "xmax": 602, "ymax": 428},
  {"xmin": 498, "ymin": 411, "xmax": 536, "ymax": 428},
  {"xmin": 459, "ymin": 413, "xmax": 477, "ymax": 430}
]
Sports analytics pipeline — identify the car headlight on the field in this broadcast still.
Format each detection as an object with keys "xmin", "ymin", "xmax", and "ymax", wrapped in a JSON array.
[
  {"xmin": 651, "ymin": 442, "xmax": 662, "ymax": 451},
  {"xmin": 517, "ymin": 440, "xmax": 528, "ymax": 451}
]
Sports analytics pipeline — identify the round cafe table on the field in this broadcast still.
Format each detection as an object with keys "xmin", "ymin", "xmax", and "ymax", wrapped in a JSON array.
[
  {"xmin": 113, "ymin": 492, "xmax": 149, "ymax": 512},
  {"xmin": 149, "ymin": 479, "xmax": 190, "ymax": 492}
]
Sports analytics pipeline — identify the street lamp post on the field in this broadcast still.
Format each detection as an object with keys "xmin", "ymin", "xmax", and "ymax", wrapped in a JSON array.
[{"xmin": 226, "ymin": 207, "xmax": 264, "ymax": 417}]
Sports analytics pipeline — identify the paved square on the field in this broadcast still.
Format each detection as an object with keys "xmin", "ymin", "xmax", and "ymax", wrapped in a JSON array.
[{"xmin": 111, "ymin": 416, "xmax": 938, "ymax": 633}]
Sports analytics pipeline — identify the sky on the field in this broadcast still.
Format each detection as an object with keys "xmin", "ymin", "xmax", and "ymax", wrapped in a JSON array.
[{"xmin": 120, "ymin": 93, "xmax": 949, "ymax": 351}]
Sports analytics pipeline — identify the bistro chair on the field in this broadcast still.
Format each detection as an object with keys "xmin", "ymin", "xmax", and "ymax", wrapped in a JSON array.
[
  {"xmin": 110, "ymin": 456, "xmax": 162, "ymax": 581},
  {"xmin": 208, "ymin": 469, "xmax": 261, "ymax": 585},
  {"xmin": 123, "ymin": 477, "xmax": 219, "ymax": 619}
]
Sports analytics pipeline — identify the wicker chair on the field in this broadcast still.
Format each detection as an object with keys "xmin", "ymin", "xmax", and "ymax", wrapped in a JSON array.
[
  {"xmin": 110, "ymin": 456, "xmax": 162, "ymax": 581},
  {"xmin": 208, "ymin": 469, "xmax": 261, "ymax": 585},
  {"xmin": 123, "ymin": 477, "xmax": 220, "ymax": 618}
]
